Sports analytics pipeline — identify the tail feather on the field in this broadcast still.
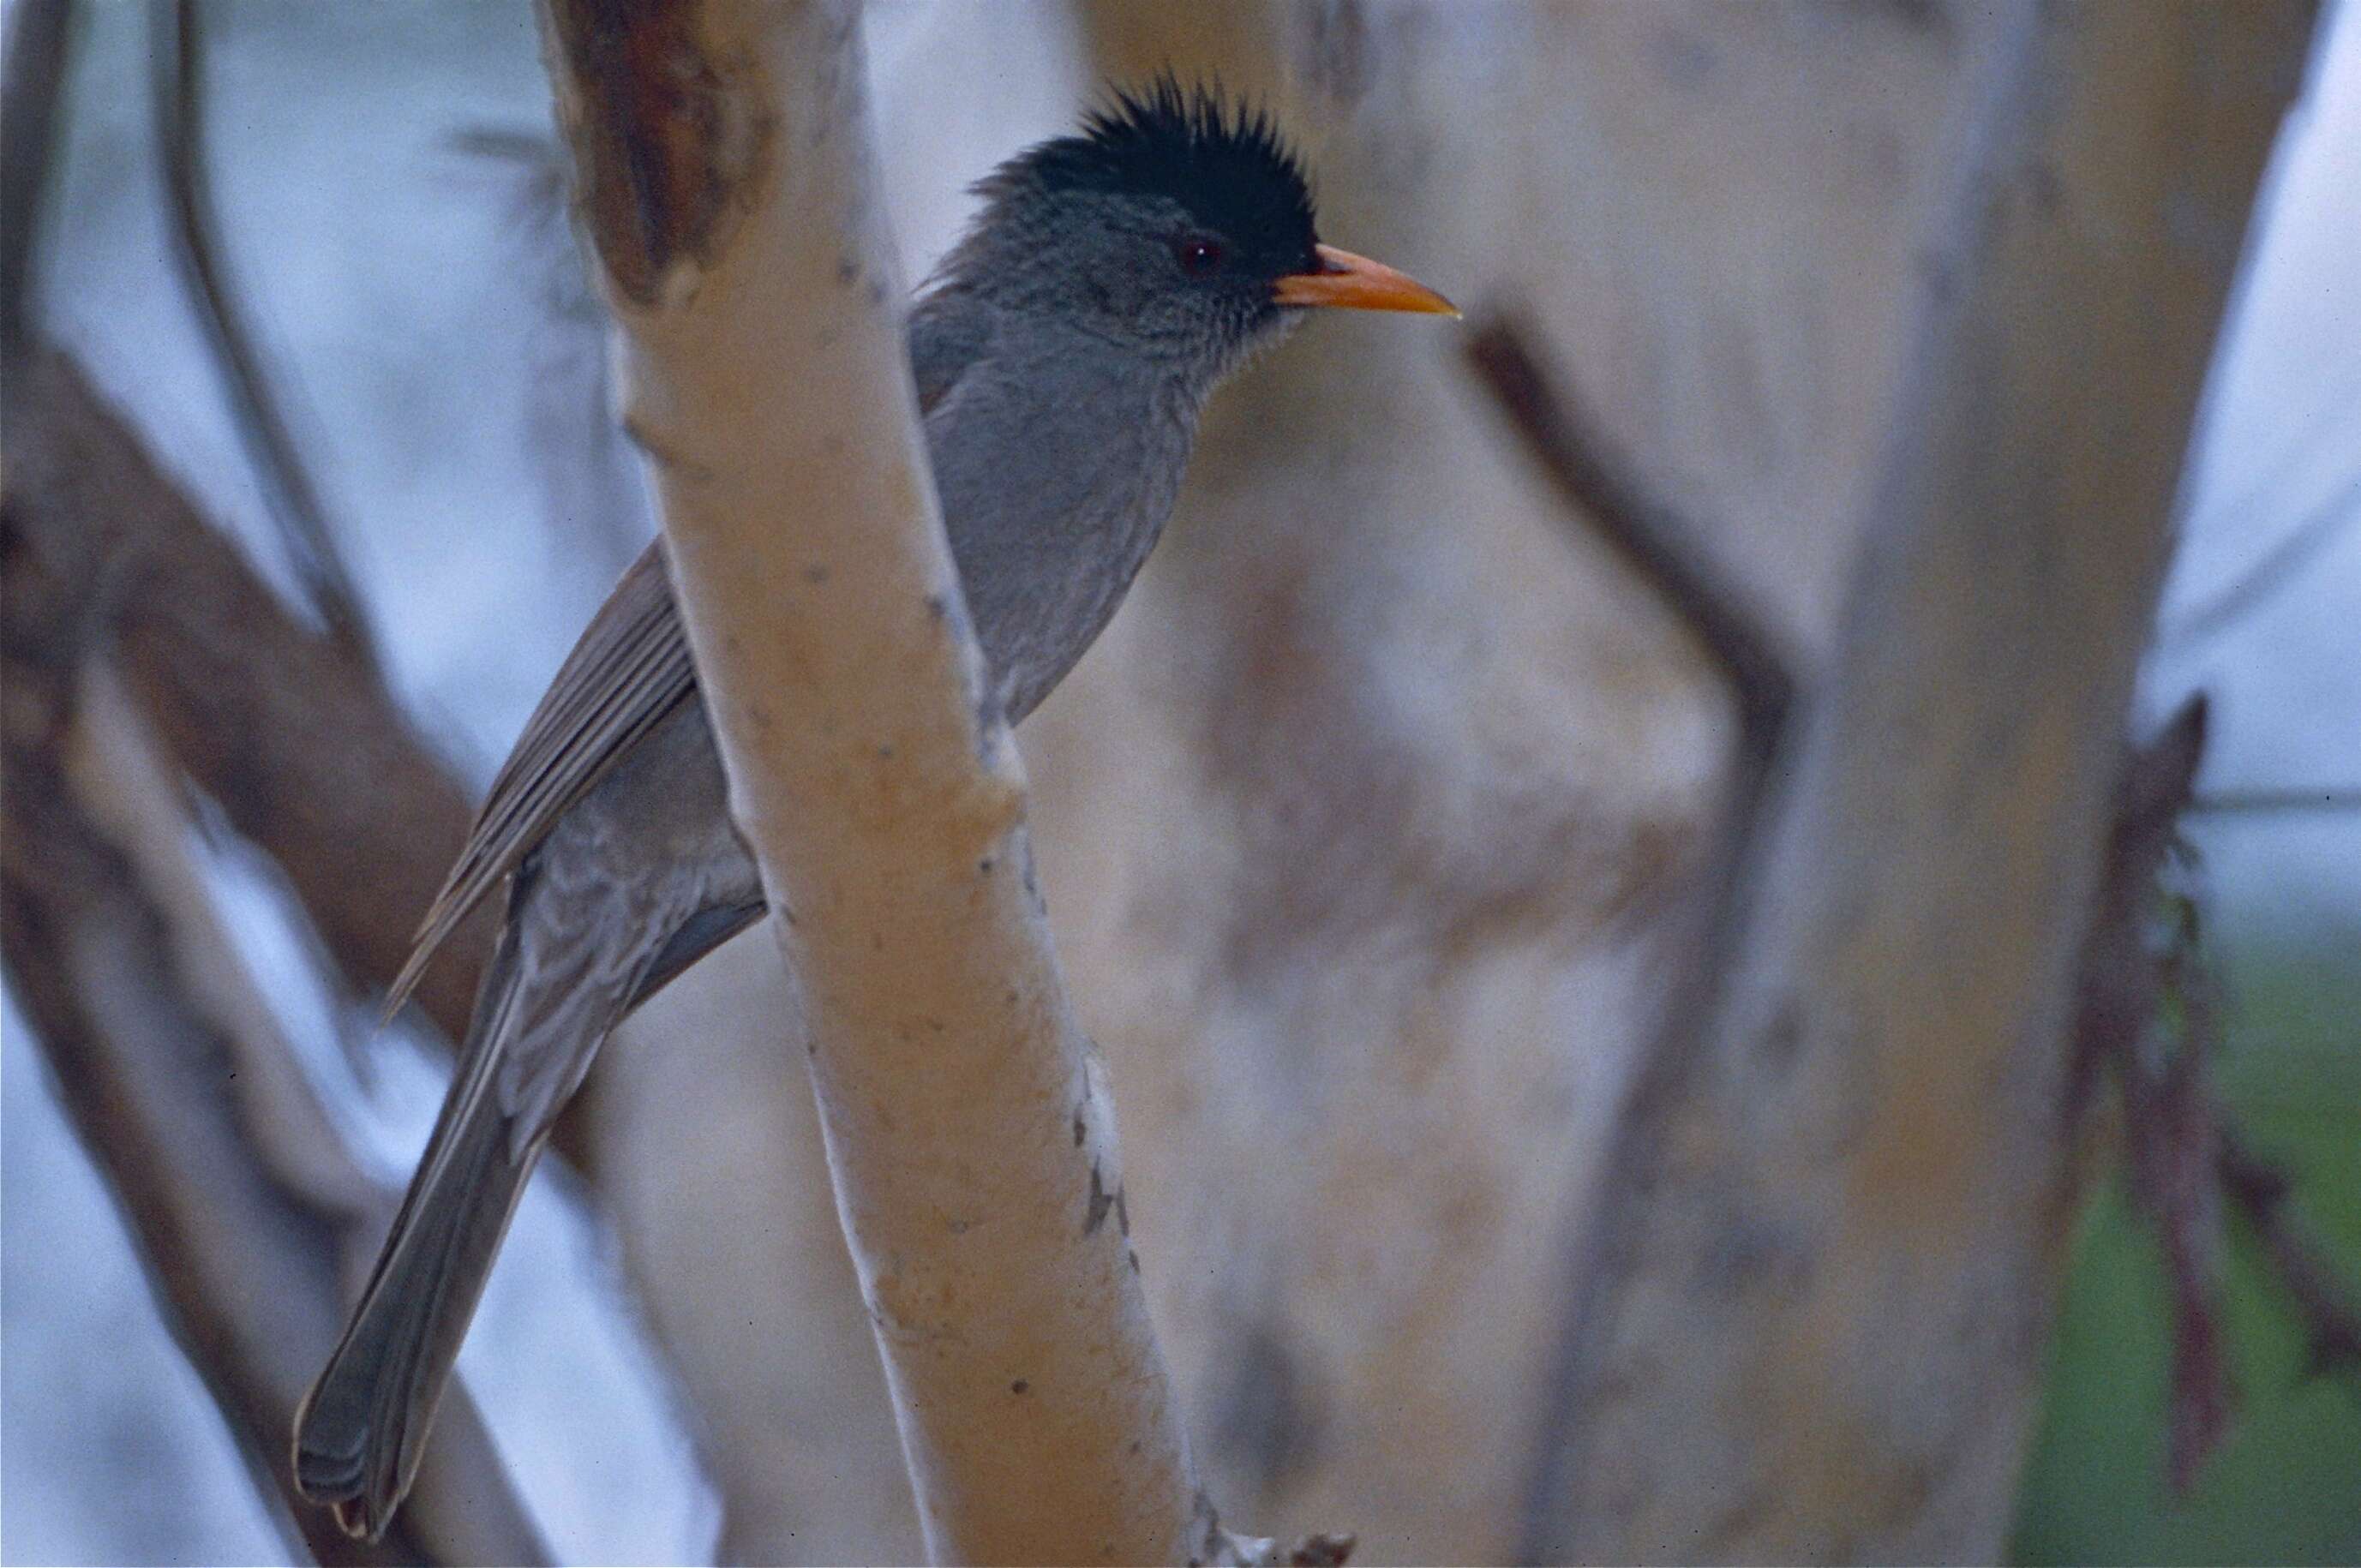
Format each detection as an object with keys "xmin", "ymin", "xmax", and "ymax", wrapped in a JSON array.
[
  {"xmin": 296, "ymin": 859, "xmax": 758, "ymax": 1541},
  {"xmin": 295, "ymin": 933, "xmax": 546, "ymax": 1541}
]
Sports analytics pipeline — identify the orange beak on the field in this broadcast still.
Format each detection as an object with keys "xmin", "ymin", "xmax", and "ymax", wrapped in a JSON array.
[{"xmin": 1273, "ymin": 242, "xmax": 1459, "ymax": 316}]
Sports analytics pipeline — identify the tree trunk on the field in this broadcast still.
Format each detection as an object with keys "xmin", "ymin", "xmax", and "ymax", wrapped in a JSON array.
[
  {"xmin": 1520, "ymin": 4, "xmax": 2320, "ymax": 1560},
  {"xmin": 1036, "ymin": 3, "xmax": 2316, "ymax": 1560},
  {"xmin": 537, "ymin": 1, "xmax": 1267, "ymax": 1559}
]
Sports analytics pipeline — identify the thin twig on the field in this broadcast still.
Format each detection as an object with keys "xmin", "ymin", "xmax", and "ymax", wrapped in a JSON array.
[
  {"xmin": 1462, "ymin": 312, "xmax": 1798, "ymax": 774},
  {"xmin": 2131, "ymin": 887, "xmax": 2238, "ymax": 1494},
  {"xmin": 150, "ymin": 0, "xmax": 376, "ymax": 667},
  {"xmin": 2064, "ymin": 699, "xmax": 2242, "ymax": 1493},
  {"xmin": 2161, "ymin": 415, "xmax": 2361, "ymax": 651},
  {"xmin": 2190, "ymin": 786, "xmax": 2361, "ymax": 817},
  {"xmin": 2065, "ymin": 697, "xmax": 2211, "ymax": 1113},
  {"xmin": 0, "ymin": 0, "xmax": 70, "ymax": 362},
  {"xmin": 1462, "ymin": 310, "xmax": 1807, "ymax": 1562},
  {"xmin": 2217, "ymin": 1128, "xmax": 2361, "ymax": 1385},
  {"xmin": 2068, "ymin": 696, "xmax": 2361, "ymax": 1487}
]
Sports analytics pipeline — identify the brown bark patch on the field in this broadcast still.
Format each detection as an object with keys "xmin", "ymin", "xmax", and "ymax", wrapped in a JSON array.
[{"xmin": 547, "ymin": 0, "xmax": 774, "ymax": 307}]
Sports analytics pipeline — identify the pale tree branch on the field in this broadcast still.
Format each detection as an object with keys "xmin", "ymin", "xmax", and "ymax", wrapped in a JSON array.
[
  {"xmin": 536, "ymin": 0, "xmax": 1303, "ymax": 1560},
  {"xmin": 1518, "ymin": 3, "xmax": 2323, "ymax": 1561},
  {"xmin": 1468, "ymin": 214, "xmax": 2352, "ymax": 1533}
]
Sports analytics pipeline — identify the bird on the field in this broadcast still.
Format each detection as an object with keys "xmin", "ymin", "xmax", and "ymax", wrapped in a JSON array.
[{"xmin": 293, "ymin": 76, "xmax": 1454, "ymax": 1540}]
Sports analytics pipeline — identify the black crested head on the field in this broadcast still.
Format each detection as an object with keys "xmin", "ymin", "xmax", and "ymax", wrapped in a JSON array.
[{"xmin": 1009, "ymin": 75, "xmax": 1318, "ymax": 278}]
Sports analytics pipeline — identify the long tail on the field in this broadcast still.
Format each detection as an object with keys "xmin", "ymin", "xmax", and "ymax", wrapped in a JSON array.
[{"xmin": 293, "ymin": 929, "xmax": 548, "ymax": 1541}]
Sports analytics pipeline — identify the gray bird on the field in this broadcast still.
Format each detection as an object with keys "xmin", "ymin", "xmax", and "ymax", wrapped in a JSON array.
[{"xmin": 294, "ymin": 79, "xmax": 1453, "ymax": 1540}]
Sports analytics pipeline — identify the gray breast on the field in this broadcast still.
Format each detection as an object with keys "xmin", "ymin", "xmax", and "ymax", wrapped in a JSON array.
[{"xmin": 922, "ymin": 319, "xmax": 1199, "ymax": 724}]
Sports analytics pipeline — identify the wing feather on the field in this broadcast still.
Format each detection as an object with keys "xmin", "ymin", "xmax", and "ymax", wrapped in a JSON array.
[
  {"xmin": 384, "ymin": 541, "xmax": 695, "ymax": 1014},
  {"xmin": 387, "ymin": 294, "xmax": 998, "ymax": 1019}
]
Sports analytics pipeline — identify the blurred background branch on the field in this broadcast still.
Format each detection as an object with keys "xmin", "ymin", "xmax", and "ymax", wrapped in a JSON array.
[
  {"xmin": 0, "ymin": 0, "xmax": 68, "ymax": 361},
  {"xmin": 2160, "ymin": 416, "xmax": 2361, "ymax": 653},
  {"xmin": 1519, "ymin": 5, "xmax": 2322, "ymax": 1559},
  {"xmin": 2217, "ymin": 1128, "xmax": 2361, "ymax": 1386},
  {"xmin": 3, "ymin": 15, "xmax": 572, "ymax": 1547},
  {"xmin": 1, "ymin": 349, "xmax": 548, "ymax": 1567},
  {"xmin": 1462, "ymin": 314, "xmax": 1797, "ymax": 775},
  {"xmin": 149, "ymin": 0, "xmax": 376, "ymax": 668},
  {"xmin": 2067, "ymin": 696, "xmax": 2361, "ymax": 1493}
]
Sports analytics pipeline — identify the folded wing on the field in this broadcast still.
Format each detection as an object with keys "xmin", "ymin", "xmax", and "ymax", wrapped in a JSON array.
[{"xmin": 383, "ymin": 540, "xmax": 696, "ymax": 1015}]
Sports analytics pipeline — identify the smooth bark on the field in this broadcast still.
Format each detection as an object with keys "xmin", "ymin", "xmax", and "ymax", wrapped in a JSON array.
[
  {"xmin": 538, "ymin": 2, "xmax": 1237, "ymax": 1559},
  {"xmin": 1052, "ymin": 5, "xmax": 2019, "ymax": 1557},
  {"xmin": 1520, "ymin": 4, "xmax": 2322, "ymax": 1560}
]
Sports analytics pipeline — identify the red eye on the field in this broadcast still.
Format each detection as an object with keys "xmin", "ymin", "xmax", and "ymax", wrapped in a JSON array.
[{"xmin": 1177, "ymin": 235, "xmax": 1225, "ymax": 276}]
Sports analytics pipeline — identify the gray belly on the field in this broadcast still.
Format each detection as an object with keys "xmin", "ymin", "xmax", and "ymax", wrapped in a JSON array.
[{"xmin": 544, "ymin": 696, "xmax": 764, "ymax": 947}]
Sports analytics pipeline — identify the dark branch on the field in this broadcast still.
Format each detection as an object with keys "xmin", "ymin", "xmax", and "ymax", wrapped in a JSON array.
[
  {"xmin": 2065, "ymin": 697, "xmax": 2210, "ymax": 1113},
  {"xmin": 2067, "ymin": 697, "xmax": 2234, "ymax": 1491},
  {"xmin": 2189, "ymin": 785, "xmax": 2361, "ymax": 817},
  {"xmin": 2069, "ymin": 695, "xmax": 2361, "ymax": 1487},
  {"xmin": 9, "ymin": 346, "xmax": 493, "ymax": 1039},
  {"xmin": 0, "ymin": 0, "xmax": 69, "ymax": 361},
  {"xmin": 2162, "ymin": 456, "xmax": 2361, "ymax": 651},
  {"xmin": 1461, "ymin": 312, "xmax": 1799, "ymax": 772},
  {"xmin": 3, "ymin": 371, "xmax": 548, "ymax": 1565},
  {"xmin": 1467, "ymin": 311, "xmax": 1807, "ymax": 1562},
  {"xmin": 150, "ymin": 0, "xmax": 377, "ymax": 667},
  {"xmin": 2218, "ymin": 1128, "xmax": 2361, "ymax": 1387},
  {"xmin": 2126, "ymin": 928, "xmax": 2236, "ymax": 1495}
]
